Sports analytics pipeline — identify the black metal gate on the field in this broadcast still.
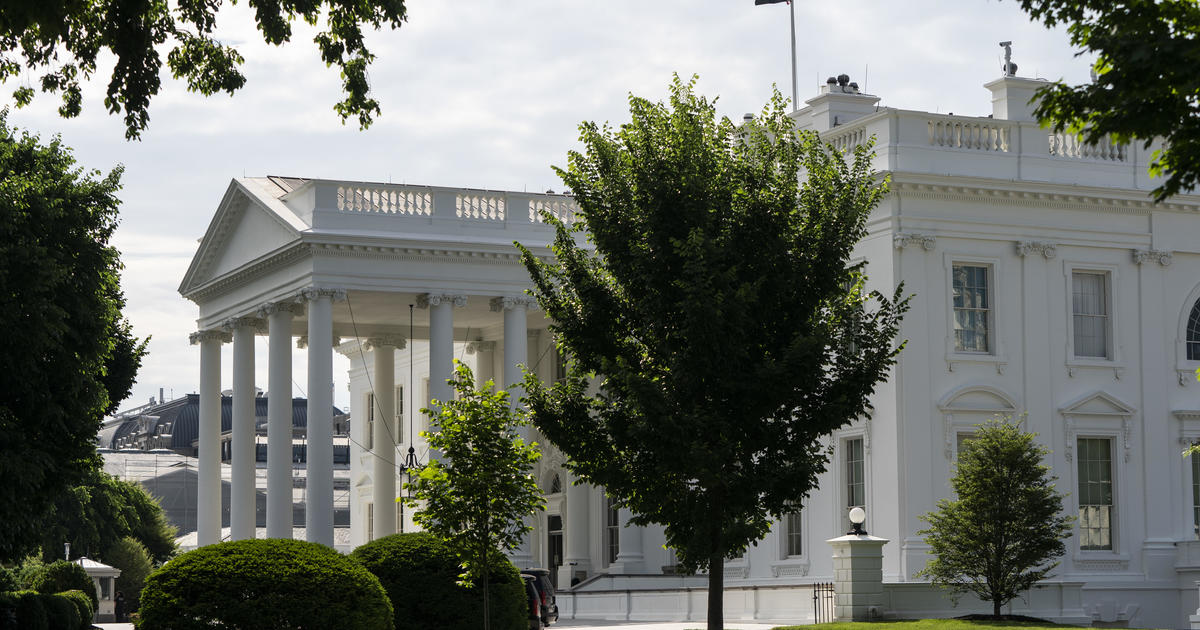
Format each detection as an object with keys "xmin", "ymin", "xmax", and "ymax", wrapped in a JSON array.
[{"xmin": 812, "ymin": 582, "xmax": 835, "ymax": 624}]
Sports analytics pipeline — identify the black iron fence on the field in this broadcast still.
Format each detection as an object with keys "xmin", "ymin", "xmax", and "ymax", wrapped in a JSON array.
[{"xmin": 812, "ymin": 582, "xmax": 835, "ymax": 624}]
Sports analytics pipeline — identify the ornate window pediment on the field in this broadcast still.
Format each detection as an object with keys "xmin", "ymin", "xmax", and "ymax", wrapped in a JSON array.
[
  {"xmin": 937, "ymin": 385, "xmax": 1017, "ymax": 414},
  {"xmin": 1059, "ymin": 391, "xmax": 1135, "ymax": 418}
]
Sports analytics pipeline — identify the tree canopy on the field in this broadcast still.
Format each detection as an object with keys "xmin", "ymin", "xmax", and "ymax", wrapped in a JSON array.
[
  {"xmin": 917, "ymin": 418, "xmax": 1072, "ymax": 618},
  {"xmin": 0, "ymin": 0, "xmax": 408, "ymax": 139},
  {"xmin": 0, "ymin": 112, "xmax": 147, "ymax": 561},
  {"xmin": 1014, "ymin": 0, "xmax": 1200, "ymax": 201},
  {"xmin": 518, "ymin": 76, "xmax": 907, "ymax": 630}
]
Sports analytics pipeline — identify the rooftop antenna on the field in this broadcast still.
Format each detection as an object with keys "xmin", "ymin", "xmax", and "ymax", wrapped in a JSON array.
[{"xmin": 999, "ymin": 41, "xmax": 1017, "ymax": 77}]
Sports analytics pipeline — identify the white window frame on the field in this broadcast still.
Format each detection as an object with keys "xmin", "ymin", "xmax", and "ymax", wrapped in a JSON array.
[
  {"xmin": 1174, "ymin": 285, "xmax": 1200, "ymax": 384},
  {"xmin": 394, "ymin": 385, "xmax": 404, "ymax": 444},
  {"xmin": 1069, "ymin": 269, "xmax": 1113, "ymax": 360},
  {"xmin": 837, "ymin": 432, "xmax": 869, "ymax": 533},
  {"xmin": 1075, "ymin": 436, "xmax": 1116, "ymax": 552},
  {"xmin": 365, "ymin": 392, "xmax": 375, "ymax": 451},
  {"xmin": 1063, "ymin": 262, "xmax": 1121, "ymax": 371},
  {"xmin": 943, "ymin": 254, "xmax": 1007, "ymax": 372},
  {"xmin": 603, "ymin": 495, "xmax": 619, "ymax": 568},
  {"xmin": 1064, "ymin": 413, "xmax": 1130, "ymax": 569},
  {"xmin": 950, "ymin": 261, "xmax": 994, "ymax": 354}
]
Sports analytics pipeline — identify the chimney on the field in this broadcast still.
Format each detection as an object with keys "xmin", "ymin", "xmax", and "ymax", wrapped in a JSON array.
[
  {"xmin": 800, "ymin": 74, "xmax": 881, "ymax": 132},
  {"xmin": 159, "ymin": 387, "xmax": 164, "ymax": 404}
]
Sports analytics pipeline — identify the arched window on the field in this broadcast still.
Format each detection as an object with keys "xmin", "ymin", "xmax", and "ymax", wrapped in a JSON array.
[
  {"xmin": 1189, "ymin": 299, "xmax": 1200, "ymax": 360},
  {"xmin": 548, "ymin": 474, "xmax": 562, "ymax": 494}
]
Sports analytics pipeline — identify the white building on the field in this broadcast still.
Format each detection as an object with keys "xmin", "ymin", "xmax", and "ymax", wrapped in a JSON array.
[{"xmin": 181, "ymin": 69, "xmax": 1200, "ymax": 628}]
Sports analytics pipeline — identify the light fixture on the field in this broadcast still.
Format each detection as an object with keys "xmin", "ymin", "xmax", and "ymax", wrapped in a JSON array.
[
  {"xmin": 64, "ymin": 542, "xmax": 70, "ymax": 561},
  {"xmin": 848, "ymin": 507, "xmax": 867, "ymax": 536}
]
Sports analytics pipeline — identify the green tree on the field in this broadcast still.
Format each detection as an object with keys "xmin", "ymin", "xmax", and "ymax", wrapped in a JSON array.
[
  {"xmin": 406, "ymin": 361, "xmax": 544, "ymax": 630},
  {"xmin": 0, "ymin": 113, "xmax": 147, "ymax": 562},
  {"xmin": 1013, "ymin": 0, "xmax": 1200, "ymax": 201},
  {"xmin": 0, "ymin": 0, "xmax": 408, "ymax": 139},
  {"xmin": 517, "ymin": 76, "xmax": 907, "ymax": 630},
  {"xmin": 104, "ymin": 537, "xmax": 153, "ymax": 612},
  {"xmin": 36, "ymin": 469, "xmax": 177, "ymax": 565},
  {"xmin": 917, "ymin": 418, "xmax": 1072, "ymax": 618}
]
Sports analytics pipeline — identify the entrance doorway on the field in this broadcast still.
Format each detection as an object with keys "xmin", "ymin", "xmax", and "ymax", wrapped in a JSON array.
[{"xmin": 547, "ymin": 514, "xmax": 563, "ymax": 588}]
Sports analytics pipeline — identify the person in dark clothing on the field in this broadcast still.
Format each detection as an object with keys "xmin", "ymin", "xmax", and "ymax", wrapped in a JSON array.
[{"xmin": 114, "ymin": 591, "xmax": 125, "ymax": 622}]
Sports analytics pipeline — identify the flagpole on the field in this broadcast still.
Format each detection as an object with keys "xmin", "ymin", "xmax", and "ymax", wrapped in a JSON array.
[{"xmin": 789, "ymin": 0, "xmax": 797, "ymax": 109}]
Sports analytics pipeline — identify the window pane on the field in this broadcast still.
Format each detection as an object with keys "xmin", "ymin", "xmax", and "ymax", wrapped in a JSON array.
[
  {"xmin": 786, "ymin": 507, "xmax": 803, "ymax": 557},
  {"xmin": 952, "ymin": 264, "xmax": 991, "ymax": 353},
  {"xmin": 845, "ymin": 438, "xmax": 865, "ymax": 529},
  {"xmin": 1072, "ymin": 273, "xmax": 1108, "ymax": 358},
  {"xmin": 1192, "ymin": 451, "xmax": 1200, "ymax": 538},
  {"xmin": 1077, "ymin": 438, "xmax": 1113, "ymax": 550}
]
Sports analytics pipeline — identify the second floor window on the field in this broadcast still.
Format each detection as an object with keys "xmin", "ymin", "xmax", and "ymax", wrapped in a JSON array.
[
  {"xmin": 845, "ymin": 437, "xmax": 865, "ymax": 530},
  {"xmin": 1072, "ymin": 271, "xmax": 1109, "ymax": 358},
  {"xmin": 952, "ymin": 264, "xmax": 990, "ymax": 353}
]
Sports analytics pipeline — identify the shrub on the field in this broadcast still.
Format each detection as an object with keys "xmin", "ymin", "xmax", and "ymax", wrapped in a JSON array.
[
  {"xmin": 15, "ymin": 555, "xmax": 44, "ymax": 590},
  {"xmin": 58, "ymin": 590, "xmax": 94, "ymax": 630},
  {"xmin": 104, "ymin": 536, "xmax": 152, "ymax": 611},
  {"xmin": 350, "ymin": 532, "xmax": 525, "ymax": 630},
  {"xmin": 0, "ymin": 567, "xmax": 16, "ymax": 592},
  {"xmin": 138, "ymin": 538, "xmax": 392, "ymax": 630},
  {"xmin": 40, "ymin": 593, "xmax": 79, "ymax": 630},
  {"xmin": 28, "ymin": 561, "xmax": 96, "ymax": 613},
  {"xmin": 13, "ymin": 591, "xmax": 47, "ymax": 630}
]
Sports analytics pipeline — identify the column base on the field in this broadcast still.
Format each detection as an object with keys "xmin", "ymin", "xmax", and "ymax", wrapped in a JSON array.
[{"xmin": 607, "ymin": 557, "xmax": 645, "ymax": 574}]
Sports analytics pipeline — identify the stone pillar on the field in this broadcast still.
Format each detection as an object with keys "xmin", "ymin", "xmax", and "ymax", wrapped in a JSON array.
[
  {"xmin": 227, "ymin": 316, "xmax": 262, "ymax": 541},
  {"xmin": 609, "ymin": 507, "xmax": 645, "ymax": 574},
  {"xmin": 190, "ymin": 329, "xmax": 230, "ymax": 547},
  {"xmin": 466, "ymin": 340, "xmax": 497, "ymax": 389},
  {"xmin": 304, "ymin": 288, "xmax": 343, "ymax": 546},
  {"xmin": 492, "ymin": 295, "xmax": 537, "ymax": 567},
  {"xmin": 828, "ymin": 532, "xmax": 889, "ymax": 621},
  {"xmin": 264, "ymin": 302, "xmax": 300, "ymax": 539},
  {"xmin": 419, "ymin": 293, "xmax": 465, "ymax": 412},
  {"xmin": 561, "ymin": 472, "xmax": 592, "ymax": 586},
  {"xmin": 367, "ymin": 335, "xmax": 406, "ymax": 539}
]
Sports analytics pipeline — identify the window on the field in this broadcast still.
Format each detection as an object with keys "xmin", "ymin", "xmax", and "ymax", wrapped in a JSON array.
[
  {"xmin": 605, "ymin": 496, "xmax": 620, "ymax": 565},
  {"xmin": 1188, "ymin": 300, "xmax": 1200, "ymax": 361},
  {"xmin": 952, "ymin": 264, "xmax": 991, "ymax": 353},
  {"xmin": 845, "ymin": 437, "xmax": 865, "ymax": 528},
  {"xmin": 1072, "ymin": 272, "xmax": 1109, "ymax": 358},
  {"xmin": 554, "ymin": 347, "xmax": 568, "ymax": 383},
  {"xmin": 1192, "ymin": 450, "xmax": 1200, "ymax": 539},
  {"xmin": 955, "ymin": 432, "xmax": 977, "ymax": 458},
  {"xmin": 365, "ymin": 393, "xmax": 375, "ymax": 450},
  {"xmin": 784, "ymin": 504, "xmax": 803, "ymax": 557},
  {"xmin": 366, "ymin": 502, "xmax": 374, "ymax": 542},
  {"xmin": 1077, "ymin": 438, "xmax": 1114, "ymax": 550}
]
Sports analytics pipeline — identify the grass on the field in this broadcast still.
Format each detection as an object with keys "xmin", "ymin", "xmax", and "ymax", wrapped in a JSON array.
[{"xmin": 769, "ymin": 620, "xmax": 1070, "ymax": 630}]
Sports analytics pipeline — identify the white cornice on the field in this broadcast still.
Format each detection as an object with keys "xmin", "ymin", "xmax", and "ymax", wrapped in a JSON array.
[{"xmin": 886, "ymin": 175, "xmax": 1200, "ymax": 215}]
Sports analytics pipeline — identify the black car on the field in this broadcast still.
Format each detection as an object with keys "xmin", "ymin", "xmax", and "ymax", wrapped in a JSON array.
[
  {"xmin": 520, "ymin": 568, "xmax": 558, "ymax": 625},
  {"xmin": 521, "ymin": 575, "xmax": 543, "ymax": 630}
]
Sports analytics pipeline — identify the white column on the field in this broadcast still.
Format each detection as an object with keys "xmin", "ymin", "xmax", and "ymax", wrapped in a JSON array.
[
  {"xmin": 610, "ymin": 507, "xmax": 645, "ymax": 573},
  {"xmin": 466, "ymin": 340, "xmax": 497, "ymax": 389},
  {"xmin": 227, "ymin": 316, "xmax": 262, "ymax": 541},
  {"xmin": 368, "ymin": 334, "xmax": 405, "ymax": 539},
  {"xmin": 263, "ymin": 302, "xmax": 300, "ymax": 539},
  {"xmin": 304, "ymin": 288, "xmax": 342, "ymax": 546},
  {"xmin": 419, "ymin": 293, "xmax": 465, "ymax": 418},
  {"xmin": 190, "ymin": 329, "xmax": 229, "ymax": 547},
  {"xmin": 560, "ymin": 471, "xmax": 592, "ymax": 586},
  {"xmin": 492, "ymin": 295, "xmax": 537, "ymax": 567}
]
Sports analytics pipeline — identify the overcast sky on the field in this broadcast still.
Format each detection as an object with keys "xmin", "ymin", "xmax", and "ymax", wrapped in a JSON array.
[{"xmin": 3, "ymin": 0, "xmax": 1093, "ymax": 413}]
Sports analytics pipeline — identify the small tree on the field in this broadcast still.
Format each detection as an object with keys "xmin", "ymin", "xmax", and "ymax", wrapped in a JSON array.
[
  {"xmin": 917, "ymin": 418, "xmax": 1072, "ymax": 618},
  {"xmin": 406, "ymin": 360, "xmax": 544, "ymax": 630}
]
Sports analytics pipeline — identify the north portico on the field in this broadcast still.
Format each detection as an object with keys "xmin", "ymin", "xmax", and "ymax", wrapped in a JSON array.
[{"xmin": 178, "ymin": 177, "xmax": 585, "ymax": 557}]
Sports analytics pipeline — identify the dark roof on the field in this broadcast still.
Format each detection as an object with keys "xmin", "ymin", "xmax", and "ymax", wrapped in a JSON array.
[{"xmin": 104, "ymin": 394, "xmax": 344, "ymax": 450}]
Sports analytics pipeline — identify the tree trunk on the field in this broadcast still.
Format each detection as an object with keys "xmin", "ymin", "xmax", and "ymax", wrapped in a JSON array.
[
  {"xmin": 482, "ymin": 542, "xmax": 491, "ymax": 630},
  {"xmin": 707, "ymin": 551, "xmax": 723, "ymax": 630},
  {"xmin": 993, "ymin": 598, "xmax": 1001, "ymax": 619}
]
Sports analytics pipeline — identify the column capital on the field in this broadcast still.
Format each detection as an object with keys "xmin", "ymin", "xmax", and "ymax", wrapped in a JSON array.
[
  {"xmin": 417, "ymin": 293, "xmax": 467, "ymax": 308},
  {"xmin": 221, "ymin": 316, "xmax": 265, "ymax": 333},
  {"xmin": 297, "ymin": 335, "xmax": 342, "ymax": 349},
  {"xmin": 893, "ymin": 232, "xmax": 936, "ymax": 251},
  {"xmin": 1133, "ymin": 248, "xmax": 1173, "ymax": 267},
  {"xmin": 1016, "ymin": 240, "xmax": 1057, "ymax": 259},
  {"xmin": 189, "ymin": 329, "xmax": 232, "ymax": 345},
  {"xmin": 258, "ymin": 301, "xmax": 305, "ymax": 318},
  {"xmin": 466, "ymin": 340, "xmax": 496, "ymax": 354},
  {"xmin": 300, "ymin": 287, "xmax": 347, "ymax": 302},
  {"xmin": 489, "ymin": 295, "xmax": 538, "ymax": 312},
  {"xmin": 364, "ymin": 334, "xmax": 408, "ymax": 350}
]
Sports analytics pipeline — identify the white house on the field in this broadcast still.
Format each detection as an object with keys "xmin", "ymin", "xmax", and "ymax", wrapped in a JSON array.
[{"xmin": 180, "ymin": 67, "xmax": 1200, "ymax": 628}]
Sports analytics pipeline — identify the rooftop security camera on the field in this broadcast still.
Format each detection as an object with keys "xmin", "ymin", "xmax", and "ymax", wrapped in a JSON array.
[{"xmin": 999, "ymin": 40, "xmax": 1012, "ymax": 48}]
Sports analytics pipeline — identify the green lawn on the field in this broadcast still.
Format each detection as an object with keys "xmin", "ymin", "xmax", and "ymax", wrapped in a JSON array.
[{"xmin": 769, "ymin": 620, "xmax": 1071, "ymax": 630}]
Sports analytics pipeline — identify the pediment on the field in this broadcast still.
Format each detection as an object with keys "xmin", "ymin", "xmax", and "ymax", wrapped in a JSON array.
[
  {"xmin": 937, "ymin": 385, "xmax": 1017, "ymax": 413},
  {"xmin": 1060, "ymin": 391, "xmax": 1135, "ymax": 417},
  {"xmin": 179, "ymin": 179, "xmax": 306, "ymax": 297}
]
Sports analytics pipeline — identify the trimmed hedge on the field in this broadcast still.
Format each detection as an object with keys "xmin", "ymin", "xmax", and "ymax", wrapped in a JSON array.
[
  {"xmin": 349, "ymin": 532, "xmax": 526, "ymax": 630},
  {"xmin": 137, "ymin": 539, "xmax": 392, "ymax": 630},
  {"xmin": 0, "ymin": 590, "xmax": 91, "ymax": 630},
  {"xmin": 58, "ymin": 589, "xmax": 94, "ymax": 630},
  {"xmin": 28, "ymin": 560, "xmax": 97, "ymax": 613}
]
